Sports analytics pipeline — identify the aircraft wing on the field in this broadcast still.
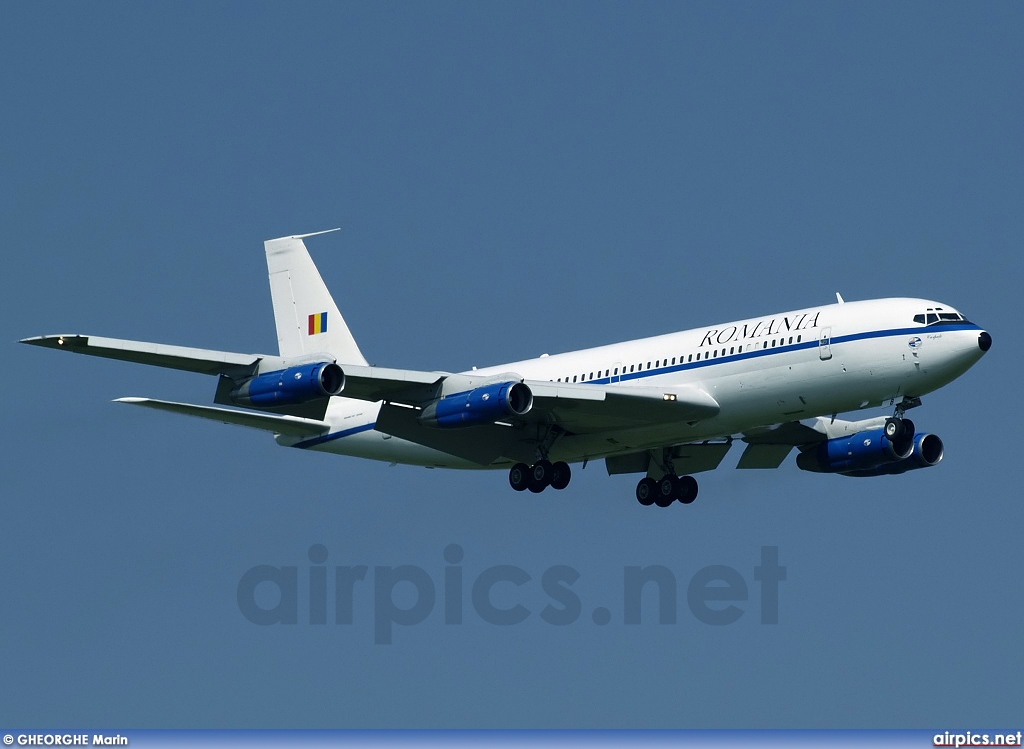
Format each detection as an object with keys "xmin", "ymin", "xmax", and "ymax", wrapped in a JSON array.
[
  {"xmin": 330, "ymin": 364, "xmax": 448, "ymax": 403},
  {"xmin": 526, "ymin": 381, "xmax": 720, "ymax": 432},
  {"xmin": 355, "ymin": 368, "xmax": 721, "ymax": 466},
  {"xmin": 732, "ymin": 416, "xmax": 890, "ymax": 469},
  {"xmin": 334, "ymin": 364, "xmax": 720, "ymax": 429},
  {"xmin": 604, "ymin": 417, "xmax": 860, "ymax": 477},
  {"xmin": 20, "ymin": 335, "xmax": 261, "ymax": 378}
]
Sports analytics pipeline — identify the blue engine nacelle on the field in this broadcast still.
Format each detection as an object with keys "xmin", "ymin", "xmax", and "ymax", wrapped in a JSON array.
[
  {"xmin": 839, "ymin": 433, "xmax": 944, "ymax": 477},
  {"xmin": 796, "ymin": 427, "xmax": 914, "ymax": 474},
  {"xmin": 231, "ymin": 362, "xmax": 345, "ymax": 407},
  {"xmin": 419, "ymin": 381, "xmax": 533, "ymax": 428}
]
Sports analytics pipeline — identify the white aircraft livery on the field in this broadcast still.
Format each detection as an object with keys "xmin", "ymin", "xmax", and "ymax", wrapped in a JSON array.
[{"xmin": 21, "ymin": 230, "xmax": 992, "ymax": 507}]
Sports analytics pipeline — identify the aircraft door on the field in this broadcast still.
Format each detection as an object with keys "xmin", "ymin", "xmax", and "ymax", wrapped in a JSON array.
[
  {"xmin": 818, "ymin": 327, "xmax": 833, "ymax": 360},
  {"xmin": 612, "ymin": 362, "xmax": 623, "ymax": 383}
]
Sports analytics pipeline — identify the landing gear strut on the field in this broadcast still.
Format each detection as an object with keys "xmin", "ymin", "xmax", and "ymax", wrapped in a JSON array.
[{"xmin": 637, "ymin": 474, "xmax": 698, "ymax": 507}]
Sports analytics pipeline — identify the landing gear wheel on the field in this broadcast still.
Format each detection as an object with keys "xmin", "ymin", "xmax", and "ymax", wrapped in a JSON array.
[
  {"xmin": 656, "ymin": 475, "xmax": 680, "ymax": 507},
  {"xmin": 884, "ymin": 417, "xmax": 905, "ymax": 440},
  {"xmin": 528, "ymin": 460, "xmax": 553, "ymax": 493},
  {"xmin": 678, "ymin": 475, "xmax": 698, "ymax": 504},
  {"xmin": 550, "ymin": 461, "xmax": 571, "ymax": 490},
  {"xmin": 636, "ymin": 477, "xmax": 657, "ymax": 506},
  {"xmin": 509, "ymin": 463, "xmax": 530, "ymax": 492},
  {"xmin": 901, "ymin": 419, "xmax": 915, "ymax": 437}
]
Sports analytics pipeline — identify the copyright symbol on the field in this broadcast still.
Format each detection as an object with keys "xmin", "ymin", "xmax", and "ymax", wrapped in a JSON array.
[{"xmin": 4, "ymin": 735, "xmax": 13, "ymax": 745}]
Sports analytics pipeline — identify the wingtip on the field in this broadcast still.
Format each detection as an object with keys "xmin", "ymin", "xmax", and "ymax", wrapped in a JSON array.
[
  {"xmin": 294, "ymin": 228, "xmax": 341, "ymax": 239},
  {"xmin": 19, "ymin": 334, "xmax": 86, "ymax": 347}
]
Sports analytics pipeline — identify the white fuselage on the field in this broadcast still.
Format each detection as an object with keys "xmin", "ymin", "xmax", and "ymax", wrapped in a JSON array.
[{"xmin": 288, "ymin": 297, "xmax": 986, "ymax": 469}]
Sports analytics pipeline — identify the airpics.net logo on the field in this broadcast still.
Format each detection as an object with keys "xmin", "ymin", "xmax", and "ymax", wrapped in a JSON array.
[{"xmin": 236, "ymin": 544, "xmax": 786, "ymax": 644}]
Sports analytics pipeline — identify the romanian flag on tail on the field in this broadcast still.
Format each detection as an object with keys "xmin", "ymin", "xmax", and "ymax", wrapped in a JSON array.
[{"xmin": 308, "ymin": 311, "xmax": 328, "ymax": 335}]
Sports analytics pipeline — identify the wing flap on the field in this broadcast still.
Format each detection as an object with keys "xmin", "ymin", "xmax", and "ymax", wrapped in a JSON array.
[
  {"xmin": 530, "ymin": 383, "xmax": 720, "ymax": 433},
  {"xmin": 375, "ymin": 403, "xmax": 532, "ymax": 465},
  {"xmin": 736, "ymin": 443, "xmax": 794, "ymax": 469},
  {"xmin": 605, "ymin": 442, "xmax": 733, "ymax": 476},
  {"xmin": 115, "ymin": 397, "xmax": 330, "ymax": 437}
]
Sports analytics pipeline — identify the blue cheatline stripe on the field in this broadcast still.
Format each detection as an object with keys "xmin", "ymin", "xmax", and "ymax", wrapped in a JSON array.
[
  {"xmin": 293, "ymin": 422, "xmax": 375, "ymax": 449},
  {"xmin": 582, "ymin": 323, "xmax": 981, "ymax": 385}
]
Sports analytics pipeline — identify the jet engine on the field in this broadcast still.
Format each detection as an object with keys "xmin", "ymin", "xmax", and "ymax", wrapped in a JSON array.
[
  {"xmin": 838, "ymin": 433, "xmax": 944, "ymax": 477},
  {"xmin": 796, "ymin": 427, "xmax": 914, "ymax": 474},
  {"xmin": 419, "ymin": 381, "xmax": 533, "ymax": 427},
  {"xmin": 230, "ymin": 362, "xmax": 345, "ymax": 407}
]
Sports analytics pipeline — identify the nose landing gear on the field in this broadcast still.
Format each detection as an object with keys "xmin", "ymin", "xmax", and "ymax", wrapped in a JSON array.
[{"xmin": 885, "ymin": 396, "xmax": 923, "ymax": 440}]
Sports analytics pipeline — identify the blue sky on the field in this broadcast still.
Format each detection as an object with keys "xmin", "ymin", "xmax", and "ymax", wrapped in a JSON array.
[{"xmin": 2, "ymin": 1, "xmax": 1021, "ymax": 728}]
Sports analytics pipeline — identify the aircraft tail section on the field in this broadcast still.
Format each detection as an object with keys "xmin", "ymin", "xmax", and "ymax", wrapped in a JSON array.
[{"xmin": 265, "ymin": 230, "xmax": 369, "ymax": 365}]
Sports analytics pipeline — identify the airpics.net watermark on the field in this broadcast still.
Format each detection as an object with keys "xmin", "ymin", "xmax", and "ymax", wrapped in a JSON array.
[{"xmin": 237, "ymin": 544, "xmax": 786, "ymax": 644}]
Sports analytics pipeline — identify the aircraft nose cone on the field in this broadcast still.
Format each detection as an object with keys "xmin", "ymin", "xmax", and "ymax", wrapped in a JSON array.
[{"xmin": 978, "ymin": 331, "xmax": 992, "ymax": 352}]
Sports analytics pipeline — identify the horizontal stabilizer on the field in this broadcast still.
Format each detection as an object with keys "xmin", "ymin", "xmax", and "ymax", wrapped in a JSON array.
[
  {"xmin": 21, "ymin": 335, "xmax": 260, "ymax": 378},
  {"xmin": 115, "ymin": 397, "xmax": 330, "ymax": 437}
]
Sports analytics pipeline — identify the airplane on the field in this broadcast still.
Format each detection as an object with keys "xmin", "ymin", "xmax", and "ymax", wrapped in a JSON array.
[{"xmin": 20, "ymin": 230, "xmax": 992, "ymax": 507}]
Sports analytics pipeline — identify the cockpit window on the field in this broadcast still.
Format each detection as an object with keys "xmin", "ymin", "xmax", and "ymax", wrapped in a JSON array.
[{"xmin": 915, "ymin": 307, "xmax": 966, "ymax": 326}]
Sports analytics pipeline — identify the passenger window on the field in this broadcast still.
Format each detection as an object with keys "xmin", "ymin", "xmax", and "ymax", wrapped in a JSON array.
[
  {"xmin": 630, "ymin": 365, "xmax": 635, "ymax": 373},
  {"xmin": 797, "ymin": 335, "xmax": 801, "ymax": 343},
  {"xmin": 614, "ymin": 367, "xmax": 618, "ymax": 375},
  {"xmin": 671, "ymin": 357, "xmax": 676, "ymax": 365},
  {"xmin": 572, "ymin": 375, "xmax": 577, "ymax": 383},
  {"xmin": 688, "ymin": 354, "xmax": 692, "ymax": 362}
]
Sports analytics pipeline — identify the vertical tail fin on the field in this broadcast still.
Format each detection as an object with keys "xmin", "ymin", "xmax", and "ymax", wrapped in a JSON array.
[{"xmin": 264, "ymin": 230, "xmax": 369, "ymax": 365}]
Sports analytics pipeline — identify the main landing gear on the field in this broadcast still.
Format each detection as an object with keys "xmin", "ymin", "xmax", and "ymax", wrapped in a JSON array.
[
  {"xmin": 636, "ymin": 474, "xmax": 698, "ymax": 508},
  {"xmin": 884, "ymin": 416, "xmax": 915, "ymax": 440},
  {"xmin": 509, "ymin": 460, "xmax": 572, "ymax": 493}
]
